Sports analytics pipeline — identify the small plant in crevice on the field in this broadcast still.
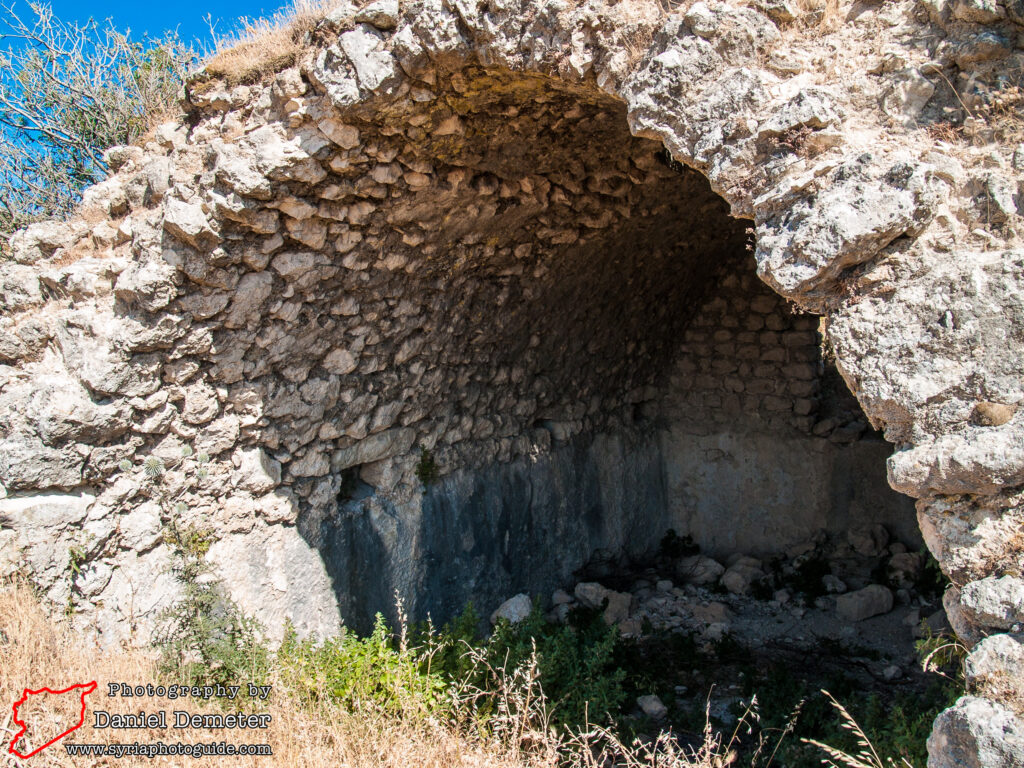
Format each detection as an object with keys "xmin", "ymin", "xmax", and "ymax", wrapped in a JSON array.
[
  {"xmin": 118, "ymin": 444, "xmax": 212, "ymax": 517},
  {"xmin": 64, "ymin": 542, "xmax": 88, "ymax": 616},
  {"xmin": 414, "ymin": 447, "xmax": 440, "ymax": 488},
  {"xmin": 916, "ymin": 625, "xmax": 967, "ymax": 685},
  {"xmin": 118, "ymin": 443, "xmax": 267, "ymax": 692}
]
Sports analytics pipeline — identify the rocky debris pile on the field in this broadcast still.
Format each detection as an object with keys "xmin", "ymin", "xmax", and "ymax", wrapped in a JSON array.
[{"xmin": 493, "ymin": 525, "xmax": 944, "ymax": 677}]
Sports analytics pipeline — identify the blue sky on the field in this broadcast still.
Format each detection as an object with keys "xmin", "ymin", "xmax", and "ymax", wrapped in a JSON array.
[{"xmin": 23, "ymin": 1, "xmax": 297, "ymax": 47}]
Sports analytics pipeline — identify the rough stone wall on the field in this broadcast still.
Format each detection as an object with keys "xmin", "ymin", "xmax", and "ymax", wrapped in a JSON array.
[
  {"xmin": 0, "ymin": 0, "xmax": 1023, "ymax": 763},
  {"xmin": 660, "ymin": 258, "xmax": 920, "ymax": 554}
]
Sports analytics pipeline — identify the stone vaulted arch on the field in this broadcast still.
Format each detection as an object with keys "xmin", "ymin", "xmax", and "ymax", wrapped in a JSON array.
[{"xmin": 1, "ymin": 0, "xmax": 1022, "ymax": 763}]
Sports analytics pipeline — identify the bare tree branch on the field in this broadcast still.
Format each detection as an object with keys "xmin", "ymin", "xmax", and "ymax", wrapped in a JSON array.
[{"xmin": 0, "ymin": 1, "xmax": 196, "ymax": 247}]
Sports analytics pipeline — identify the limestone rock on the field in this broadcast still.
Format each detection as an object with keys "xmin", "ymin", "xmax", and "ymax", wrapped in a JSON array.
[
  {"xmin": 676, "ymin": 554, "xmax": 725, "ymax": 585},
  {"xmin": 960, "ymin": 576, "xmax": 1024, "ymax": 631},
  {"xmin": 0, "ymin": 3, "xmax": 1021, "ymax": 762},
  {"xmin": 880, "ymin": 69, "xmax": 935, "ymax": 125},
  {"xmin": 720, "ymin": 557, "xmax": 765, "ymax": 595},
  {"xmin": 887, "ymin": 552, "xmax": 923, "ymax": 590},
  {"xmin": 234, "ymin": 448, "xmax": 282, "ymax": 494},
  {"xmin": 574, "ymin": 581, "xmax": 611, "ymax": 609},
  {"xmin": 0, "ymin": 491, "xmax": 95, "ymax": 529},
  {"xmin": 225, "ymin": 271, "xmax": 274, "ymax": 329},
  {"xmin": 836, "ymin": 585, "xmax": 894, "ymax": 622},
  {"xmin": 965, "ymin": 634, "xmax": 1024, "ymax": 691},
  {"xmin": 181, "ymin": 381, "xmax": 220, "ymax": 425},
  {"xmin": 637, "ymin": 694, "xmax": 668, "ymax": 720},
  {"xmin": 0, "ymin": 264, "xmax": 43, "ymax": 312},
  {"xmin": 847, "ymin": 524, "xmax": 889, "ymax": 557},
  {"xmin": 603, "ymin": 590, "xmax": 633, "ymax": 625},
  {"xmin": 114, "ymin": 258, "xmax": 178, "ymax": 312},
  {"xmin": 0, "ymin": 436, "xmax": 84, "ymax": 491},
  {"xmin": 338, "ymin": 27, "xmax": 399, "ymax": 93},
  {"xmin": 572, "ymin": 581, "xmax": 632, "ymax": 625},
  {"xmin": 355, "ymin": 0, "xmax": 399, "ymax": 30},
  {"xmin": 928, "ymin": 696, "xmax": 1024, "ymax": 768},
  {"xmin": 331, "ymin": 428, "xmax": 416, "ymax": 470},
  {"xmin": 490, "ymin": 593, "xmax": 532, "ymax": 625},
  {"xmin": 163, "ymin": 199, "xmax": 220, "ymax": 251}
]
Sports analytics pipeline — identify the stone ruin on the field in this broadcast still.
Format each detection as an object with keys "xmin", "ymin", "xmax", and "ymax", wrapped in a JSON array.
[{"xmin": 1, "ymin": 0, "xmax": 1023, "ymax": 763}]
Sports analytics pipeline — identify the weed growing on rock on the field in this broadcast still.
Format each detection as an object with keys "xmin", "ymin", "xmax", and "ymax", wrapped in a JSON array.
[{"xmin": 415, "ymin": 447, "xmax": 440, "ymax": 488}]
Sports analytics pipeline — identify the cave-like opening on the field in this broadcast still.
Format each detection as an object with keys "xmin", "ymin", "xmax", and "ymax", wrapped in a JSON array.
[{"xmin": 264, "ymin": 65, "xmax": 919, "ymax": 635}]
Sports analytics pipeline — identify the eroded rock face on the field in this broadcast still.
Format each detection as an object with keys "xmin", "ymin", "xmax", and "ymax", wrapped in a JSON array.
[{"xmin": 1, "ymin": 0, "xmax": 1022, "ymax": 762}]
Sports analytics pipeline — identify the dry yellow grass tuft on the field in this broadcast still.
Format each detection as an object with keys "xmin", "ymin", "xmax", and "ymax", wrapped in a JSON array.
[{"xmin": 203, "ymin": 0, "xmax": 347, "ymax": 86}]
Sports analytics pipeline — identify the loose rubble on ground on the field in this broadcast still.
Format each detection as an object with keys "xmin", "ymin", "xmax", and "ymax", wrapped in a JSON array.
[{"xmin": 491, "ymin": 523, "xmax": 949, "ymax": 718}]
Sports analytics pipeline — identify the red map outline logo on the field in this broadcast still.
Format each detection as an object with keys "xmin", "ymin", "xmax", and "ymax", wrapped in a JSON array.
[{"xmin": 8, "ymin": 681, "xmax": 97, "ymax": 759}]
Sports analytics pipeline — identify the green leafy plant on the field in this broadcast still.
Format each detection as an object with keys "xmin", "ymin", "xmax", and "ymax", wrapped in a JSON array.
[
  {"xmin": 152, "ymin": 518, "xmax": 269, "ymax": 693},
  {"xmin": 64, "ymin": 542, "xmax": 87, "ymax": 615},
  {"xmin": 278, "ymin": 613, "xmax": 448, "ymax": 718},
  {"xmin": 414, "ymin": 447, "xmax": 439, "ymax": 487},
  {"xmin": 420, "ymin": 601, "xmax": 627, "ymax": 731}
]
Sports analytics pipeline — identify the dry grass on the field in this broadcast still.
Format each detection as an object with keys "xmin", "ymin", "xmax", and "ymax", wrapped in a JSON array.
[
  {"xmin": 0, "ymin": 581, "xmax": 540, "ymax": 768},
  {"xmin": 0, "ymin": 581, "xmax": 741, "ymax": 768},
  {"xmin": 202, "ymin": 0, "xmax": 347, "ymax": 87}
]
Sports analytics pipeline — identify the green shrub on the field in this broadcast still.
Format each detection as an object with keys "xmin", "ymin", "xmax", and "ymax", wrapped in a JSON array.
[
  {"xmin": 421, "ymin": 601, "xmax": 627, "ymax": 730},
  {"xmin": 278, "ymin": 614, "xmax": 448, "ymax": 717},
  {"xmin": 152, "ymin": 519, "xmax": 269, "ymax": 695}
]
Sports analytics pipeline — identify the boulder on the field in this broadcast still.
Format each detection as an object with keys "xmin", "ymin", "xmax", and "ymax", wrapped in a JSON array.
[
  {"xmin": 490, "ymin": 593, "xmax": 532, "ymax": 625},
  {"xmin": 573, "ymin": 582, "xmax": 632, "ymax": 625},
  {"xmin": 836, "ymin": 585, "xmax": 894, "ymax": 622},
  {"xmin": 676, "ymin": 554, "xmax": 725, "ymax": 585},
  {"xmin": 574, "ymin": 581, "xmax": 611, "ymax": 609},
  {"xmin": 887, "ymin": 552, "xmax": 924, "ymax": 590},
  {"xmin": 637, "ymin": 694, "xmax": 668, "ymax": 720},
  {"xmin": 847, "ymin": 524, "xmax": 889, "ymax": 557},
  {"xmin": 721, "ymin": 559, "xmax": 765, "ymax": 595},
  {"xmin": 960, "ymin": 576, "xmax": 1024, "ymax": 631},
  {"xmin": 603, "ymin": 590, "xmax": 633, "ymax": 625},
  {"xmin": 928, "ymin": 696, "xmax": 1024, "ymax": 768}
]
